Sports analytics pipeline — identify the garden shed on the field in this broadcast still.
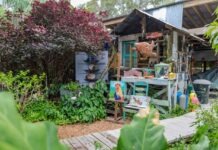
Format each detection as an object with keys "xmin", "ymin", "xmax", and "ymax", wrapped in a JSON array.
[{"xmin": 111, "ymin": 9, "xmax": 207, "ymax": 113}]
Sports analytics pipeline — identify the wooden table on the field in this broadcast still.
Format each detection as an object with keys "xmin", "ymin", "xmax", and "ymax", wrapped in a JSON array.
[{"xmin": 121, "ymin": 77, "xmax": 177, "ymax": 113}]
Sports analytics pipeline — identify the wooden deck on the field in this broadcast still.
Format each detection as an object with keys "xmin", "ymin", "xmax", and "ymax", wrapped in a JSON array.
[{"xmin": 61, "ymin": 112, "xmax": 197, "ymax": 150}]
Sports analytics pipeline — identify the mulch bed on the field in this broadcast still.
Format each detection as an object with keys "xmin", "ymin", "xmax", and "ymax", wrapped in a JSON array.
[{"xmin": 58, "ymin": 120, "xmax": 123, "ymax": 139}]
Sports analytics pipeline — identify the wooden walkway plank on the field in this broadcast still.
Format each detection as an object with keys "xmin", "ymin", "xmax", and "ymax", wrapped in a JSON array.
[
  {"xmin": 67, "ymin": 137, "xmax": 88, "ymax": 150},
  {"xmin": 60, "ymin": 139, "xmax": 72, "ymax": 150},
  {"xmin": 92, "ymin": 132, "xmax": 116, "ymax": 149},
  {"xmin": 160, "ymin": 113, "xmax": 196, "ymax": 143},
  {"xmin": 104, "ymin": 129, "xmax": 120, "ymax": 139},
  {"xmin": 100, "ymin": 132, "xmax": 118, "ymax": 145},
  {"xmin": 77, "ymin": 136, "xmax": 96, "ymax": 150},
  {"xmin": 85, "ymin": 134, "xmax": 110, "ymax": 150},
  {"xmin": 62, "ymin": 112, "xmax": 199, "ymax": 149}
]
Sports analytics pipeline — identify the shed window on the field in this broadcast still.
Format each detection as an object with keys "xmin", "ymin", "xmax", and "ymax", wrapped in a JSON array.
[{"xmin": 122, "ymin": 41, "xmax": 137, "ymax": 68}]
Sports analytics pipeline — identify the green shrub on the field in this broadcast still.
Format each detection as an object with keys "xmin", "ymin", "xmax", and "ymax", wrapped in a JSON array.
[
  {"xmin": 47, "ymin": 83, "xmax": 62, "ymax": 98},
  {"xmin": 192, "ymin": 101, "xmax": 218, "ymax": 149},
  {"xmin": 60, "ymin": 82, "xmax": 80, "ymax": 99},
  {"xmin": 60, "ymin": 80, "xmax": 107, "ymax": 123},
  {"xmin": 22, "ymin": 80, "xmax": 107, "ymax": 124},
  {"xmin": 21, "ymin": 99, "xmax": 62, "ymax": 122},
  {"xmin": 62, "ymin": 82, "xmax": 79, "ymax": 91},
  {"xmin": 0, "ymin": 70, "xmax": 46, "ymax": 110},
  {"xmin": 0, "ymin": 92, "xmax": 68, "ymax": 150}
]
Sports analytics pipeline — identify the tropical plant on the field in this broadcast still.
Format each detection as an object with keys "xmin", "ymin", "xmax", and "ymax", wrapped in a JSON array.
[
  {"xmin": 0, "ymin": 0, "xmax": 110, "ymax": 84},
  {"xmin": 117, "ymin": 108, "xmax": 168, "ymax": 150},
  {"xmin": 205, "ymin": 7, "xmax": 218, "ymax": 53},
  {"xmin": 0, "ymin": 70, "xmax": 46, "ymax": 110},
  {"xmin": 0, "ymin": 92, "xmax": 68, "ymax": 150},
  {"xmin": 192, "ymin": 101, "xmax": 218, "ymax": 149}
]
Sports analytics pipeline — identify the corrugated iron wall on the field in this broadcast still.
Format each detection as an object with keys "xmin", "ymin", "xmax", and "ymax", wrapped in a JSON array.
[{"xmin": 147, "ymin": 3, "xmax": 184, "ymax": 28}]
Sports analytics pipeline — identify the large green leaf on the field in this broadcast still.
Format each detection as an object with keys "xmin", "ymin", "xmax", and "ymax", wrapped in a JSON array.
[
  {"xmin": 191, "ymin": 135, "xmax": 210, "ymax": 150},
  {"xmin": 205, "ymin": 7, "xmax": 218, "ymax": 53},
  {"xmin": 117, "ymin": 108, "xmax": 167, "ymax": 150},
  {"xmin": 0, "ymin": 92, "xmax": 68, "ymax": 150}
]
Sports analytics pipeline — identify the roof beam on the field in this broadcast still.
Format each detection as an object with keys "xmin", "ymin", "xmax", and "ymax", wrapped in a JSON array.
[
  {"xmin": 193, "ymin": 6, "xmax": 207, "ymax": 25},
  {"xmin": 184, "ymin": 0, "xmax": 217, "ymax": 8},
  {"xmin": 183, "ymin": 11, "xmax": 198, "ymax": 28},
  {"xmin": 205, "ymin": 3, "xmax": 212, "ymax": 14},
  {"xmin": 103, "ymin": 18, "xmax": 125, "ymax": 26},
  {"xmin": 188, "ymin": 27, "xmax": 207, "ymax": 35}
]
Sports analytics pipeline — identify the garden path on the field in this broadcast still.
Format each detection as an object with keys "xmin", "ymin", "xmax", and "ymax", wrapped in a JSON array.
[{"xmin": 61, "ymin": 111, "xmax": 197, "ymax": 150}]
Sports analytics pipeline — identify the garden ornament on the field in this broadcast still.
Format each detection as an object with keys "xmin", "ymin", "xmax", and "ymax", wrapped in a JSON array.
[
  {"xmin": 134, "ymin": 41, "xmax": 157, "ymax": 57},
  {"xmin": 191, "ymin": 97, "xmax": 200, "ymax": 105}
]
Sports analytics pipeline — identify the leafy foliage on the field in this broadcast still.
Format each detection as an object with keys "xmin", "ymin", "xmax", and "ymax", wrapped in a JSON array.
[
  {"xmin": 0, "ymin": 70, "xmax": 46, "ymax": 109},
  {"xmin": 0, "ymin": 6, "xmax": 5, "ymax": 17},
  {"xmin": 192, "ymin": 101, "xmax": 218, "ymax": 149},
  {"xmin": 160, "ymin": 105, "xmax": 188, "ymax": 120},
  {"xmin": 60, "ymin": 80, "xmax": 107, "ymax": 123},
  {"xmin": 82, "ymin": 0, "xmax": 176, "ymax": 18},
  {"xmin": 191, "ymin": 135, "xmax": 210, "ymax": 150},
  {"xmin": 22, "ymin": 80, "xmax": 107, "ymax": 124},
  {"xmin": 169, "ymin": 101, "xmax": 218, "ymax": 150},
  {"xmin": 2, "ymin": 0, "xmax": 47, "ymax": 12},
  {"xmin": 0, "ymin": 92, "xmax": 68, "ymax": 150},
  {"xmin": 21, "ymin": 98, "xmax": 64, "ymax": 123},
  {"xmin": 168, "ymin": 135, "xmax": 210, "ymax": 150},
  {"xmin": 62, "ymin": 82, "xmax": 79, "ymax": 91},
  {"xmin": 117, "ymin": 108, "xmax": 168, "ymax": 150},
  {"xmin": 205, "ymin": 7, "xmax": 218, "ymax": 53},
  {"xmin": 0, "ymin": 0, "xmax": 110, "ymax": 84},
  {"xmin": 47, "ymin": 83, "xmax": 62, "ymax": 98}
]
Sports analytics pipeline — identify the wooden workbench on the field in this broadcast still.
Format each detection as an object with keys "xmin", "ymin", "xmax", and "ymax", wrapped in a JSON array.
[{"xmin": 121, "ymin": 76, "xmax": 177, "ymax": 113}]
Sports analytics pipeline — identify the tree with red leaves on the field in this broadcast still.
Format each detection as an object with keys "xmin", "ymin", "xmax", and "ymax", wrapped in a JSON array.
[{"xmin": 0, "ymin": 0, "xmax": 110, "ymax": 84}]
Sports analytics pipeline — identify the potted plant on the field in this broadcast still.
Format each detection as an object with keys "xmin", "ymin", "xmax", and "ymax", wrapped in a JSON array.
[{"xmin": 60, "ymin": 82, "xmax": 79, "ymax": 99}]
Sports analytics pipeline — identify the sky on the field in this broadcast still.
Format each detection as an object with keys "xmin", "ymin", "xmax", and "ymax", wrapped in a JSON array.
[{"xmin": 71, "ymin": 0, "xmax": 91, "ymax": 7}]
